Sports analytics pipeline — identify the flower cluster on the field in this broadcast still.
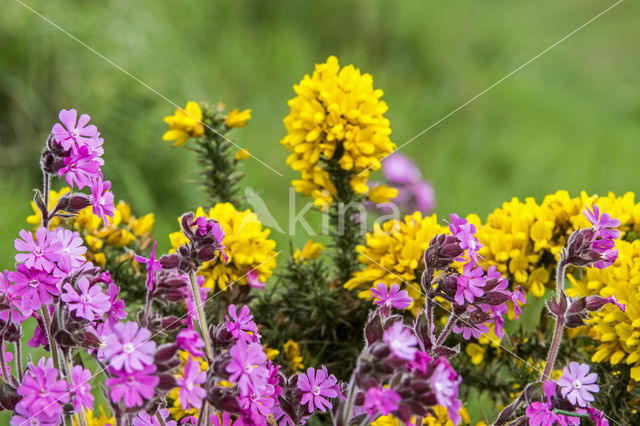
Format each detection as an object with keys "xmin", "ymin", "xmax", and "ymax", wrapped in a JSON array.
[
  {"xmin": 169, "ymin": 203, "xmax": 277, "ymax": 292},
  {"xmin": 345, "ymin": 211, "xmax": 446, "ymax": 312},
  {"xmin": 281, "ymin": 56, "xmax": 396, "ymax": 208}
]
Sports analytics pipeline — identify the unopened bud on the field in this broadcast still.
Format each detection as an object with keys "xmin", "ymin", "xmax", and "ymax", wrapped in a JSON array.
[{"xmin": 68, "ymin": 194, "xmax": 92, "ymax": 211}]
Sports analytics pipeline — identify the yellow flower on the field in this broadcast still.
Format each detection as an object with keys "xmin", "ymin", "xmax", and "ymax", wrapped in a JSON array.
[
  {"xmin": 368, "ymin": 185, "xmax": 398, "ymax": 204},
  {"xmin": 163, "ymin": 101, "xmax": 205, "ymax": 147},
  {"xmin": 281, "ymin": 56, "xmax": 396, "ymax": 206},
  {"xmin": 235, "ymin": 148, "xmax": 251, "ymax": 160},
  {"xmin": 345, "ymin": 211, "xmax": 445, "ymax": 315},
  {"xmin": 226, "ymin": 108, "xmax": 252, "ymax": 128},
  {"xmin": 423, "ymin": 405, "xmax": 470, "ymax": 425},
  {"xmin": 283, "ymin": 339, "xmax": 304, "ymax": 371},
  {"xmin": 293, "ymin": 239, "xmax": 325, "ymax": 262},
  {"xmin": 264, "ymin": 345, "xmax": 280, "ymax": 360},
  {"xmin": 466, "ymin": 342, "xmax": 485, "ymax": 365},
  {"xmin": 26, "ymin": 187, "xmax": 72, "ymax": 229},
  {"xmin": 169, "ymin": 203, "xmax": 277, "ymax": 291},
  {"xmin": 78, "ymin": 406, "xmax": 114, "ymax": 426}
]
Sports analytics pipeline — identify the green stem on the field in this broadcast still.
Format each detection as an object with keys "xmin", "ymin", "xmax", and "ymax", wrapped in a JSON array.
[
  {"xmin": 64, "ymin": 356, "xmax": 88, "ymax": 426},
  {"xmin": 41, "ymin": 307, "xmax": 60, "ymax": 373},
  {"xmin": 189, "ymin": 271, "xmax": 214, "ymax": 361}
]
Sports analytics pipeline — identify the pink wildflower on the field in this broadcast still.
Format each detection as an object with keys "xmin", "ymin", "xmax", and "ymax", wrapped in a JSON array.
[
  {"xmin": 370, "ymin": 283, "xmax": 413, "ymax": 310},
  {"xmin": 61, "ymin": 277, "xmax": 110, "ymax": 321},
  {"xmin": 103, "ymin": 321, "xmax": 156, "ymax": 373}
]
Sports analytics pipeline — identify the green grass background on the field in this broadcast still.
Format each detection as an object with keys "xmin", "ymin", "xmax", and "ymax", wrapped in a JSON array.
[{"xmin": 0, "ymin": 0, "xmax": 639, "ymax": 420}]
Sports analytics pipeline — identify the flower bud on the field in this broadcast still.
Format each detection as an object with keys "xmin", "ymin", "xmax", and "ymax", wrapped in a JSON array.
[
  {"xmin": 68, "ymin": 194, "xmax": 92, "ymax": 211},
  {"xmin": 159, "ymin": 254, "xmax": 180, "ymax": 269}
]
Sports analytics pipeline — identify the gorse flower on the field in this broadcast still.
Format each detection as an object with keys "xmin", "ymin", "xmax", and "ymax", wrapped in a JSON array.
[
  {"xmin": 556, "ymin": 362, "xmax": 599, "ymax": 407},
  {"xmin": 281, "ymin": 56, "xmax": 395, "ymax": 207},
  {"xmin": 163, "ymin": 101, "xmax": 205, "ymax": 147},
  {"xmin": 225, "ymin": 108, "xmax": 252, "ymax": 128}
]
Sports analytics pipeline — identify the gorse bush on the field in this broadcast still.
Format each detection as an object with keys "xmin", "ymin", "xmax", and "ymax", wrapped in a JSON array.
[{"xmin": 0, "ymin": 56, "xmax": 636, "ymax": 426}]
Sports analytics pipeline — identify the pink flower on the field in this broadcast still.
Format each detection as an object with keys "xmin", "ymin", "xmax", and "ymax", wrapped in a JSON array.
[
  {"xmin": 455, "ymin": 262, "xmax": 486, "ymax": 305},
  {"xmin": 370, "ymin": 283, "xmax": 413, "ymax": 310},
  {"xmin": 16, "ymin": 357, "xmax": 69, "ymax": 423},
  {"xmin": 132, "ymin": 408, "xmax": 177, "ymax": 426},
  {"xmin": 55, "ymin": 228, "xmax": 87, "ymax": 273},
  {"xmin": 14, "ymin": 227, "xmax": 62, "ymax": 273},
  {"xmin": 363, "ymin": 386, "xmax": 401, "ymax": 417},
  {"xmin": 8, "ymin": 264, "xmax": 60, "ymax": 311},
  {"xmin": 106, "ymin": 282, "xmax": 127, "ymax": 327},
  {"xmin": 10, "ymin": 402, "xmax": 60, "ymax": 425},
  {"xmin": 557, "ymin": 362, "xmax": 599, "ymax": 407},
  {"xmin": 51, "ymin": 108, "xmax": 99, "ymax": 152},
  {"xmin": 177, "ymin": 357, "xmax": 207, "ymax": 410},
  {"xmin": 58, "ymin": 144, "xmax": 102, "ymax": 189},
  {"xmin": 526, "ymin": 381, "xmax": 580, "ymax": 426},
  {"xmin": 511, "ymin": 286, "xmax": 527, "ymax": 320},
  {"xmin": 239, "ymin": 383, "xmax": 276, "ymax": 421},
  {"xmin": 103, "ymin": 321, "xmax": 156, "ymax": 373},
  {"xmin": 61, "ymin": 277, "xmax": 110, "ymax": 321},
  {"xmin": 446, "ymin": 214, "xmax": 483, "ymax": 265},
  {"xmin": 226, "ymin": 340, "xmax": 269, "ymax": 395},
  {"xmin": 584, "ymin": 204, "xmax": 621, "ymax": 240},
  {"xmin": 176, "ymin": 326, "xmax": 205, "ymax": 358},
  {"xmin": 91, "ymin": 178, "xmax": 115, "ymax": 226},
  {"xmin": 412, "ymin": 180, "xmax": 436, "ymax": 212},
  {"xmin": 210, "ymin": 412, "xmax": 234, "ymax": 426},
  {"xmin": 135, "ymin": 241, "xmax": 162, "ymax": 291},
  {"xmin": 431, "ymin": 358, "xmax": 462, "ymax": 425},
  {"xmin": 28, "ymin": 315, "xmax": 48, "ymax": 348},
  {"xmin": 297, "ymin": 366, "xmax": 340, "ymax": 413},
  {"xmin": 0, "ymin": 270, "xmax": 32, "ymax": 323},
  {"xmin": 383, "ymin": 321, "xmax": 418, "ymax": 361},
  {"xmin": 70, "ymin": 365, "xmax": 94, "ymax": 411},
  {"xmin": 247, "ymin": 269, "xmax": 266, "ymax": 290},
  {"xmin": 586, "ymin": 406, "xmax": 609, "ymax": 426},
  {"xmin": 226, "ymin": 304, "xmax": 259, "ymax": 343},
  {"xmin": 382, "ymin": 153, "xmax": 422, "ymax": 185},
  {"xmin": 106, "ymin": 365, "xmax": 159, "ymax": 408}
]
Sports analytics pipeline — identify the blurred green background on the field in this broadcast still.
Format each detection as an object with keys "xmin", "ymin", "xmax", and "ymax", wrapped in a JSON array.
[{"xmin": 1, "ymin": 0, "xmax": 639, "ymax": 267}]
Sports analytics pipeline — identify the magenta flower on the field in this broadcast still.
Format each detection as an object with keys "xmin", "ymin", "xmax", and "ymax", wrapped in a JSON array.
[
  {"xmin": 511, "ymin": 286, "xmax": 527, "ymax": 320},
  {"xmin": 176, "ymin": 326, "xmax": 205, "ymax": 358},
  {"xmin": 51, "ymin": 108, "xmax": 99, "ymax": 152},
  {"xmin": 297, "ymin": 366, "xmax": 340, "ymax": 413},
  {"xmin": 370, "ymin": 283, "xmax": 413, "ymax": 310},
  {"xmin": 226, "ymin": 340, "xmax": 269, "ymax": 395},
  {"xmin": 431, "ymin": 358, "xmax": 462, "ymax": 425},
  {"xmin": 184, "ymin": 275, "xmax": 209, "ymax": 324},
  {"xmin": 28, "ymin": 315, "xmax": 48, "ymax": 348},
  {"xmin": 446, "ymin": 213, "xmax": 483, "ymax": 265},
  {"xmin": 584, "ymin": 204, "xmax": 621, "ymax": 240},
  {"xmin": 61, "ymin": 277, "xmax": 110, "ymax": 321},
  {"xmin": 106, "ymin": 365, "xmax": 159, "ymax": 408},
  {"xmin": 455, "ymin": 262, "xmax": 486, "ymax": 305},
  {"xmin": 526, "ymin": 381, "xmax": 580, "ymax": 426},
  {"xmin": 8, "ymin": 264, "xmax": 60, "ymax": 311},
  {"xmin": 58, "ymin": 144, "xmax": 102, "ymax": 189},
  {"xmin": 239, "ymin": 383, "xmax": 276, "ymax": 421},
  {"xmin": 382, "ymin": 153, "xmax": 422, "ymax": 185},
  {"xmin": 14, "ymin": 227, "xmax": 62, "ymax": 273},
  {"xmin": 55, "ymin": 228, "xmax": 86, "ymax": 273},
  {"xmin": 70, "ymin": 365, "xmax": 94, "ymax": 411},
  {"xmin": 0, "ymin": 270, "xmax": 32, "ymax": 323},
  {"xmin": 16, "ymin": 357, "xmax": 69, "ymax": 423},
  {"xmin": 135, "ymin": 241, "xmax": 162, "ymax": 291},
  {"xmin": 226, "ymin": 304, "xmax": 259, "ymax": 343},
  {"xmin": 91, "ymin": 178, "xmax": 115, "ymax": 226},
  {"xmin": 412, "ymin": 180, "xmax": 436, "ymax": 212},
  {"xmin": 106, "ymin": 282, "xmax": 127, "ymax": 327},
  {"xmin": 177, "ymin": 357, "xmax": 207, "ymax": 410},
  {"xmin": 452, "ymin": 306, "xmax": 490, "ymax": 340},
  {"xmin": 247, "ymin": 269, "xmax": 266, "ymax": 290},
  {"xmin": 363, "ymin": 386, "xmax": 401, "ymax": 417},
  {"xmin": 210, "ymin": 412, "xmax": 233, "ymax": 426},
  {"xmin": 586, "ymin": 406, "xmax": 609, "ymax": 426},
  {"xmin": 383, "ymin": 321, "xmax": 418, "ymax": 361},
  {"xmin": 557, "ymin": 362, "xmax": 599, "ymax": 407},
  {"xmin": 10, "ymin": 402, "xmax": 60, "ymax": 426},
  {"xmin": 103, "ymin": 321, "xmax": 156, "ymax": 373},
  {"xmin": 132, "ymin": 408, "xmax": 177, "ymax": 426}
]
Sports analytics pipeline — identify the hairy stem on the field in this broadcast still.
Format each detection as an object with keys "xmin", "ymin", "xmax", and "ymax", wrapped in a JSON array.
[
  {"xmin": 541, "ymin": 315, "xmax": 565, "ymax": 381},
  {"xmin": 189, "ymin": 271, "xmax": 214, "ymax": 360},
  {"xmin": 14, "ymin": 340, "xmax": 23, "ymax": 382},
  {"xmin": 435, "ymin": 314, "xmax": 456, "ymax": 347},
  {"xmin": 0, "ymin": 339, "xmax": 9, "ymax": 382},
  {"xmin": 41, "ymin": 307, "xmax": 60, "ymax": 373},
  {"xmin": 341, "ymin": 375, "xmax": 357, "ymax": 425}
]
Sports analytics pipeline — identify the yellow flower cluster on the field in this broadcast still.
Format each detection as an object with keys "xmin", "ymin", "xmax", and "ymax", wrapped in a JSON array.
[
  {"xmin": 567, "ymin": 239, "xmax": 640, "ymax": 382},
  {"xmin": 344, "ymin": 211, "xmax": 445, "ymax": 313},
  {"xmin": 169, "ymin": 203, "xmax": 277, "ymax": 291},
  {"xmin": 283, "ymin": 339, "xmax": 304, "ymax": 371},
  {"xmin": 225, "ymin": 108, "xmax": 252, "ymax": 128},
  {"xmin": 293, "ymin": 239, "xmax": 325, "ymax": 263},
  {"xmin": 163, "ymin": 101, "xmax": 205, "ymax": 147},
  {"xmin": 371, "ymin": 405, "xmax": 470, "ymax": 426},
  {"xmin": 476, "ymin": 190, "xmax": 640, "ymax": 298},
  {"xmin": 27, "ymin": 187, "xmax": 154, "ymax": 265},
  {"xmin": 281, "ymin": 56, "xmax": 396, "ymax": 208}
]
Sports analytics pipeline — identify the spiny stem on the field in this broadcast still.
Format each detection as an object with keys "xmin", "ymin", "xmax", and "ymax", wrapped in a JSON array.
[{"xmin": 189, "ymin": 270, "xmax": 214, "ymax": 361}]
